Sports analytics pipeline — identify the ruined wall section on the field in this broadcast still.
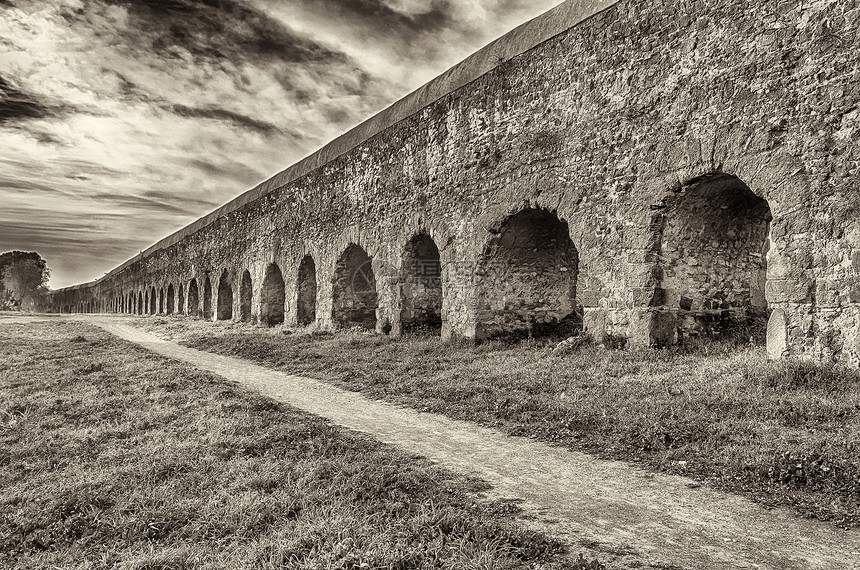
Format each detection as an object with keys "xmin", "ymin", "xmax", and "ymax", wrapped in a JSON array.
[{"xmin": 52, "ymin": 0, "xmax": 860, "ymax": 364}]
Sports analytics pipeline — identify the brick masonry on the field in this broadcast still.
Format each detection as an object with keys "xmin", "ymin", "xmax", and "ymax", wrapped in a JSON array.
[{"xmin": 51, "ymin": 0, "xmax": 860, "ymax": 364}]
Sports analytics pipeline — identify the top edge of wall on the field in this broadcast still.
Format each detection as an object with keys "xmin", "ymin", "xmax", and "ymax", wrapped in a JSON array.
[{"xmin": 59, "ymin": 0, "xmax": 621, "ymax": 293}]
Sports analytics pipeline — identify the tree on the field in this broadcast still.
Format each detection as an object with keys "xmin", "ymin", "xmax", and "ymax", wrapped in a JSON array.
[{"xmin": 0, "ymin": 251, "xmax": 51, "ymax": 311}]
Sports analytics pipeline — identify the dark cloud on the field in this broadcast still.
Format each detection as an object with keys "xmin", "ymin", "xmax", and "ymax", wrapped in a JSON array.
[
  {"xmin": 0, "ymin": 220, "xmax": 105, "ymax": 250},
  {"xmin": 108, "ymin": 71, "xmax": 158, "ymax": 104},
  {"xmin": 188, "ymin": 158, "xmax": 267, "ymax": 184},
  {"xmin": 0, "ymin": 177, "xmax": 73, "ymax": 196},
  {"xmin": 91, "ymin": 190, "xmax": 216, "ymax": 217},
  {"xmin": 34, "ymin": 132, "xmax": 64, "ymax": 145},
  {"xmin": 168, "ymin": 104, "xmax": 280, "ymax": 135},
  {"xmin": 300, "ymin": 0, "xmax": 453, "ymax": 37},
  {"xmin": 0, "ymin": 75, "xmax": 52, "ymax": 123},
  {"xmin": 101, "ymin": 0, "xmax": 347, "ymax": 64}
]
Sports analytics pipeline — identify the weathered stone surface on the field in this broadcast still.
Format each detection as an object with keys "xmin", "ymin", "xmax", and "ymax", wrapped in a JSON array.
[
  {"xmin": 49, "ymin": 0, "xmax": 860, "ymax": 365},
  {"xmin": 766, "ymin": 279, "xmax": 815, "ymax": 305},
  {"xmin": 767, "ymin": 309, "xmax": 788, "ymax": 360}
]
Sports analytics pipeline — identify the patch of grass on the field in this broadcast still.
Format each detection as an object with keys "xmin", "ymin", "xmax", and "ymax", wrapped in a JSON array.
[
  {"xmin": 0, "ymin": 321, "xmax": 595, "ymax": 569},
  {"xmin": 141, "ymin": 317, "xmax": 860, "ymax": 528}
]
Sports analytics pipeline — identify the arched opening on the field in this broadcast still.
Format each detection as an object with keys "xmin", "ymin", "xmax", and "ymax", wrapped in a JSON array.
[
  {"xmin": 137, "ymin": 292, "xmax": 143, "ymax": 315},
  {"xmin": 239, "ymin": 270, "xmax": 253, "ymax": 322},
  {"xmin": 260, "ymin": 263, "xmax": 285, "ymax": 326},
  {"xmin": 332, "ymin": 244, "xmax": 377, "ymax": 329},
  {"xmin": 203, "ymin": 275, "xmax": 213, "ymax": 319},
  {"xmin": 166, "ymin": 284, "xmax": 175, "ymax": 315},
  {"xmin": 188, "ymin": 279, "xmax": 200, "ymax": 317},
  {"xmin": 475, "ymin": 208, "xmax": 579, "ymax": 340},
  {"xmin": 217, "ymin": 270, "xmax": 233, "ymax": 321},
  {"xmin": 149, "ymin": 287, "xmax": 157, "ymax": 315},
  {"xmin": 177, "ymin": 284, "xmax": 185, "ymax": 315},
  {"xmin": 158, "ymin": 288, "xmax": 165, "ymax": 314},
  {"xmin": 297, "ymin": 255, "xmax": 317, "ymax": 326},
  {"xmin": 659, "ymin": 173, "xmax": 771, "ymax": 341},
  {"xmin": 401, "ymin": 234, "xmax": 443, "ymax": 333}
]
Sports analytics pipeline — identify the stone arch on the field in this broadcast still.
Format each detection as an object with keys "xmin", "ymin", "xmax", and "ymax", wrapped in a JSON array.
[
  {"xmin": 188, "ymin": 278, "xmax": 200, "ymax": 317},
  {"xmin": 203, "ymin": 275, "xmax": 213, "ymax": 319},
  {"xmin": 400, "ymin": 234, "xmax": 443, "ymax": 333},
  {"xmin": 297, "ymin": 255, "xmax": 317, "ymax": 326},
  {"xmin": 657, "ymin": 173, "xmax": 772, "ymax": 340},
  {"xmin": 177, "ymin": 283, "xmax": 185, "ymax": 315},
  {"xmin": 217, "ymin": 270, "xmax": 233, "ymax": 321},
  {"xmin": 239, "ymin": 269, "xmax": 252, "ymax": 322},
  {"xmin": 332, "ymin": 244, "xmax": 377, "ymax": 329},
  {"xmin": 475, "ymin": 208, "xmax": 579, "ymax": 340},
  {"xmin": 166, "ymin": 284, "xmax": 175, "ymax": 315},
  {"xmin": 149, "ymin": 286, "xmax": 157, "ymax": 315},
  {"xmin": 261, "ymin": 263, "xmax": 286, "ymax": 326}
]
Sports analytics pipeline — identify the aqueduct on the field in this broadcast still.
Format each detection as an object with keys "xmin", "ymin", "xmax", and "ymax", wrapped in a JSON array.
[{"xmin": 50, "ymin": 0, "xmax": 860, "ymax": 364}]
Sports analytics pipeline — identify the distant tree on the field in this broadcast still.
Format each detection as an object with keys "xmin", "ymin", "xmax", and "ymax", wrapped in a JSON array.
[{"xmin": 0, "ymin": 251, "xmax": 51, "ymax": 311}]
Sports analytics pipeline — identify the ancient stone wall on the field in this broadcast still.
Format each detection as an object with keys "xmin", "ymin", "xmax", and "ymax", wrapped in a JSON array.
[{"xmin": 50, "ymin": 0, "xmax": 860, "ymax": 365}]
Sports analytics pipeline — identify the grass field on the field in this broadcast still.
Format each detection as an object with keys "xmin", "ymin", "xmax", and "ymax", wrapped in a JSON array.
[
  {"xmin": 140, "ymin": 317, "xmax": 860, "ymax": 529},
  {"xmin": 0, "ymin": 321, "xmax": 595, "ymax": 569}
]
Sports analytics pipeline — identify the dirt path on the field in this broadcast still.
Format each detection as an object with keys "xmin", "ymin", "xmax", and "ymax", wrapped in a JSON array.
[{"xmin": 13, "ymin": 316, "xmax": 859, "ymax": 569}]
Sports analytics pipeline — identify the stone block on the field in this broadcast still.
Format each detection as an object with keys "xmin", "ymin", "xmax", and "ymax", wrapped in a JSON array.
[
  {"xmin": 767, "ymin": 308, "xmax": 789, "ymax": 359},
  {"xmin": 766, "ymin": 279, "xmax": 814, "ymax": 304},
  {"xmin": 628, "ymin": 309, "xmax": 676, "ymax": 349}
]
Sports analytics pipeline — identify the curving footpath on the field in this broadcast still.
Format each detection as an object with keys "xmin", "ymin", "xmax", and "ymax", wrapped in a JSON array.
[{"xmin": 10, "ymin": 315, "xmax": 859, "ymax": 569}]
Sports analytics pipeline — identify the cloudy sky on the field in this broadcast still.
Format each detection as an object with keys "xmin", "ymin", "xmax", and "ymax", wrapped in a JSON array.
[{"xmin": 0, "ymin": 0, "xmax": 562, "ymax": 288}]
